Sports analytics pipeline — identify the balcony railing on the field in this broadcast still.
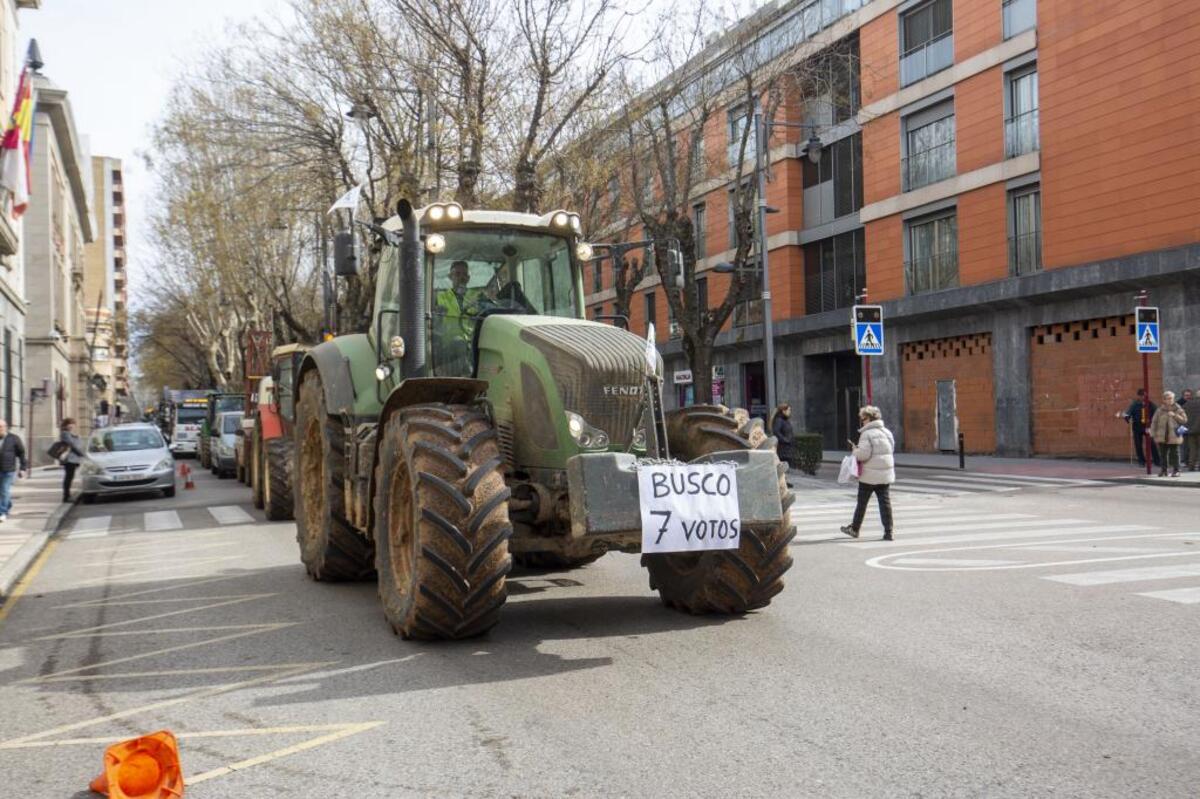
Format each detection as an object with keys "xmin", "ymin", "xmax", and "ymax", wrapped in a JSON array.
[
  {"xmin": 1009, "ymin": 231, "xmax": 1042, "ymax": 276},
  {"xmin": 733, "ymin": 299, "xmax": 764, "ymax": 329},
  {"xmin": 905, "ymin": 251, "xmax": 959, "ymax": 295},
  {"xmin": 1005, "ymin": 109, "xmax": 1039, "ymax": 157},
  {"xmin": 903, "ymin": 138, "xmax": 956, "ymax": 191},
  {"xmin": 1003, "ymin": 0, "xmax": 1036, "ymax": 38},
  {"xmin": 900, "ymin": 30, "xmax": 953, "ymax": 86}
]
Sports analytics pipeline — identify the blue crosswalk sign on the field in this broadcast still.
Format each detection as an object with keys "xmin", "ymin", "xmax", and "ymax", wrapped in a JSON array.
[
  {"xmin": 1136, "ymin": 307, "xmax": 1160, "ymax": 354},
  {"xmin": 853, "ymin": 305, "xmax": 884, "ymax": 356}
]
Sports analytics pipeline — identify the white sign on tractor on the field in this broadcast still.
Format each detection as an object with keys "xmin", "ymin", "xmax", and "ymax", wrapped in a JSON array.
[{"xmin": 637, "ymin": 463, "xmax": 741, "ymax": 553}]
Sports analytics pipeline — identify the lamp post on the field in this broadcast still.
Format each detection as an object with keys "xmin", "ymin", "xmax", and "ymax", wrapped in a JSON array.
[{"xmin": 743, "ymin": 102, "xmax": 823, "ymax": 413}]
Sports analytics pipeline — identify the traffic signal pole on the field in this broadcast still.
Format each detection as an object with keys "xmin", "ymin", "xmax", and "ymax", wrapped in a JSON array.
[{"xmin": 858, "ymin": 290, "xmax": 872, "ymax": 405}]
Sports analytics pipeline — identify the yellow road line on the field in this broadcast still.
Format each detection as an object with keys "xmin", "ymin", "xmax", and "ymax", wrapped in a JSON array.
[
  {"xmin": 187, "ymin": 722, "xmax": 386, "ymax": 784},
  {"xmin": 0, "ymin": 723, "xmax": 386, "ymax": 749},
  {"xmin": 0, "ymin": 539, "xmax": 58, "ymax": 627}
]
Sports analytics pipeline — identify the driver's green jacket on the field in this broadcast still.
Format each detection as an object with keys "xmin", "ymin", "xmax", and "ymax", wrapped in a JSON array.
[{"xmin": 435, "ymin": 287, "xmax": 484, "ymax": 343}]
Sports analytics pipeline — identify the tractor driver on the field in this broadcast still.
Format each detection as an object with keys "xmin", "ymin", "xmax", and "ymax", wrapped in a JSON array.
[{"xmin": 433, "ymin": 260, "xmax": 482, "ymax": 375}]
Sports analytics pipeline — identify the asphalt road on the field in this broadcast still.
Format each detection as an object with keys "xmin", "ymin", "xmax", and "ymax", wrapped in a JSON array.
[{"xmin": 0, "ymin": 463, "xmax": 1196, "ymax": 797}]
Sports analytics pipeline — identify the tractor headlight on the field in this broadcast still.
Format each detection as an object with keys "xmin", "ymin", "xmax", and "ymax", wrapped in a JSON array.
[
  {"xmin": 552, "ymin": 211, "xmax": 570, "ymax": 228},
  {"xmin": 388, "ymin": 336, "xmax": 406, "ymax": 358},
  {"xmin": 575, "ymin": 242, "xmax": 594, "ymax": 262},
  {"xmin": 425, "ymin": 233, "xmax": 446, "ymax": 254},
  {"xmin": 375, "ymin": 363, "xmax": 393, "ymax": 382},
  {"xmin": 565, "ymin": 411, "xmax": 609, "ymax": 450}
]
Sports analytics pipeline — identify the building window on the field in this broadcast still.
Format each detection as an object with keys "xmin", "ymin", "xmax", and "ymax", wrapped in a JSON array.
[
  {"xmin": 2, "ymin": 329, "xmax": 10, "ymax": 428},
  {"xmin": 1009, "ymin": 184, "xmax": 1042, "ymax": 275},
  {"xmin": 905, "ymin": 210, "xmax": 958, "ymax": 294},
  {"xmin": 900, "ymin": 0, "xmax": 953, "ymax": 86},
  {"xmin": 1005, "ymin": 66, "xmax": 1039, "ymax": 157},
  {"xmin": 903, "ymin": 100, "xmax": 955, "ymax": 191},
  {"xmin": 802, "ymin": 39, "xmax": 862, "ymax": 129},
  {"xmin": 727, "ymin": 104, "xmax": 751, "ymax": 166},
  {"xmin": 644, "ymin": 291, "xmax": 657, "ymax": 330},
  {"xmin": 592, "ymin": 261, "xmax": 602, "ymax": 294},
  {"xmin": 803, "ymin": 132, "xmax": 863, "ymax": 228},
  {"xmin": 692, "ymin": 203, "xmax": 707, "ymax": 260},
  {"xmin": 804, "ymin": 228, "xmax": 866, "ymax": 314},
  {"xmin": 733, "ymin": 270, "xmax": 764, "ymax": 329},
  {"xmin": 1002, "ymin": 0, "xmax": 1036, "ymax": 39},
  {"xmin": 695, "ymin": 276, "xmax": 708, "ymax": 315}
]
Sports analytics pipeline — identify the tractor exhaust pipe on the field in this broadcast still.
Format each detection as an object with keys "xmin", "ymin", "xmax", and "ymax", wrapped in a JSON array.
[{"xmin": 397, "ymin": 199, "xmax": 426, "ymax": 379}]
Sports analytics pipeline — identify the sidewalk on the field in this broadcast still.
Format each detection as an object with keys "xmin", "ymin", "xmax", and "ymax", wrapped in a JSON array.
[
  {"xmin": 0, "ymin": 467, "xmax": 75, "ymax": 599},
  {"xmin": 820, "ymin": 449, "xmax": 1200, "ymax": 486}
]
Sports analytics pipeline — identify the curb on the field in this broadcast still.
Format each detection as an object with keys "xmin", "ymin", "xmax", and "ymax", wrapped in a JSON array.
[
  {"xmin": 1101, "ymin": 476, "xmax": 1200, "ymax": 489},
  {"xmin": 0, "ymin": 497, "xmax": 76, "ymax": 599}
]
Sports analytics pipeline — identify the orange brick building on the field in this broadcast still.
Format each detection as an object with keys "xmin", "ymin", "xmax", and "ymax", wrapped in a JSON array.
[{"xmin": 585, "ymin": 0, "xmax": 1200, "ymax": 458}]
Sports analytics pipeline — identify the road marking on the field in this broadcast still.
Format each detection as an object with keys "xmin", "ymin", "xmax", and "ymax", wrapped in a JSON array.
[
  {"xmin": 0, "ymin": 540, "xmax": 57, "ymax": 625},
  {"xmin": 274, "ymin": 656, "xmax": 421, "ymax": 683},
  {"xmin": 925, "ymin": 473, "xmax": 1105, "ymax": 488},
  {"xmin": 187, "ymin": 722, "xmax": 386, "ymax": 785},
  {"xmin": 0, "ymin": 723, "xmax": 385, "ymax": 750},
  {"xmin": 1044, "ymin": 562, "xmax": 1200, "ymax": 586},
  {"xmin": 209, "ymin": 505, "xmax": 255, "ymax": 525},
  {"xmin": 793, "ymin": 515, "xmax": 1041, "ymax": 543},
  {"xmin": 64, "ymin": 515, "xmax": 112, "ymax": 538},
  {"xmin": 55, "ymin": 575, "xmax": 242, "ymax": 608},
  {"xmin": 891, "ymin": 557, "xmax": 1022, "ymax": 567},
  {"xmin": 1017, "ymin": 544, "xmax": 1167, "ymax": 554},
  {"xmin": 35, "ymin": 594, "xmax": 278, "ymax": 641},
  {"xmin": 850, "ymin": 524, "xmax": 1151, "ymax": 549},
  {"xmin": 946, "ymin": 473, "xmax": 1106, "ymax": 485},
  {"xmin": 1135, "ymin": 586, "xmax": 1200, "ymax": 604},
  {"xmin": 865, "ymin": 533, "xmax": 1198, "ymax": 572},
  {"xmin": 143, "ymin": 510, "xmax": 183, "ymax": 531},
  {"xmin": 898, "ymin": 478, "xmax": 1018, "ymax": 493}
]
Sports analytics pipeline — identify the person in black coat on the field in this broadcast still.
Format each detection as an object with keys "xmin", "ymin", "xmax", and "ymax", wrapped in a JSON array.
[
  {"xmin": 1123, "ymin": 388, "xmax": 1160, "ymax": 467},
  {"xmin": 0, "ymin": 418, "xmax": 28, "ymax": 522},
  {"xmin": 772, "ymin": 403, "xmax": 797, "ymax": 468}
]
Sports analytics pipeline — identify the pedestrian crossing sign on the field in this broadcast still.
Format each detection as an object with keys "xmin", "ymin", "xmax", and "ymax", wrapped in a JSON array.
[
  {"xmin": 853, "ymin": 305, "xmax": 884, "ymax": 356},
  {"xmin": 1135, "ymin": 306, "xmax": 1160, "ymax": 354}
]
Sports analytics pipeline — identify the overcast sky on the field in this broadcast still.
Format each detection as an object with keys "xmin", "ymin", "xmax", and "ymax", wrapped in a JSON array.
[{"xmin": 21, "ymin": 0, "xmax": 288, "ymax": 289}]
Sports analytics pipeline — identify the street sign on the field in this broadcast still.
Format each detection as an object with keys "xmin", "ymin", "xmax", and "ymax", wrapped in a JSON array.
[
  {"xmin": 853, "ymin": 305, "xmax": 884, "ymax": 356},
  {"xmin": 1136, "ymin": 306, "xmax": 1160, "ymax": 354}
]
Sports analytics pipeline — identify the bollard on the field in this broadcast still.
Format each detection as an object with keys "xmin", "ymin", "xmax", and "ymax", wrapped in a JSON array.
[{"xmin": 958, "ymin": 432, "xmax": 965, "ymax": 470}]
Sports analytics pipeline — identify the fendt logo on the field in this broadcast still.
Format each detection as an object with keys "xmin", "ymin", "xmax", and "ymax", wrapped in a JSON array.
[{"xmin": 602, "ymin": 385, "xmax": 643, "ymax": 397}]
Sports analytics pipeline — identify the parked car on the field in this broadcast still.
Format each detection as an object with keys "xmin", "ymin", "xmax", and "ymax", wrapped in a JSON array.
[
  {"xmin": 211, "ymin": 411, "xmax": 244, "ymax": 478},
  {"xmin": 80, "ymin": 423, "xmax": 177, "ymax": 503}
]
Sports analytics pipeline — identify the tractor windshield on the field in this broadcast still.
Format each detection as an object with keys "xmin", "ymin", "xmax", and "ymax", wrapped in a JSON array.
[{"xmin": 429, "ymin": 228, "xmax": 579, "ymax": 377}]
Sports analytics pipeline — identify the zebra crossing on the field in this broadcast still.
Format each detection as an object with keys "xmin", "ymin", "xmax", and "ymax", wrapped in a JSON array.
[
  {"xmin": 790, "ymin": 499, "xmax": 1200, "ymax": 608},
  {"xmin": 806, "ymin": 470, "xmax": 1109, "ymax": 499},
  {"xmin": 60, "ymin": 504, "xmax": 263, "ymax": 539}
]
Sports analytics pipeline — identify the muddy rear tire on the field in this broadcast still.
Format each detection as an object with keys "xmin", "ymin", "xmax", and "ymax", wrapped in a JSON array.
[
  {"xmin": 265, "ymin": 437, "xmax": 294, "ymax": 521},
  {"xmin": 641, "ymin": 405, "xmax": 795, "ymax": 614},
  {"xmin": 250, "ymin": 423, "xmax": 265, "ymax": 510},
  {"xmin": 294, "ymin": 371, "xmax": 374, "ymax": 581},
  {"xmin": 374, "ymin": 403, "xmax": 512, "ymax": 640}
]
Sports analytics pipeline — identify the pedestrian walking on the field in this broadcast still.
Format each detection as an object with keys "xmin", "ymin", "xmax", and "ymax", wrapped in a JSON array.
[
  {"xmin": 840, "ymin": 406, "xmax": 895, "ymax": 541},
  {"xmin": 0, "ymin": 418, "xmax": 28, "ymax": 522},
  {"xmin": 1179, "ymin": 389, "xmax": 1193, "ymax": 468},
  {"xmin": 771, "ymin": 403, "xmax": 797, "ymax": 469},
  {"xmin": 1149, "ymin": 391, "xmax": 1187, "ymax": 477},
  {"xmin": 1122, "ymin": 388, "xmax": 1160, "ymax": 467},
  {"xmin": 58, "ymin": 418, "xmax": 86, "ymax": 502}
]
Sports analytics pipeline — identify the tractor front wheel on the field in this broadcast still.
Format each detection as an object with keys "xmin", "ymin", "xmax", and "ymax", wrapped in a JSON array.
[
  {"xmin": 264, "ymin": 437, "xmax": 294, "ymax": 521},
  {"xmin": 641, "ymin": 405, "xmax": 795, "ymax": 614},
  {"xmin": 250, "ymin": 423, "xmax": 264, "ymax": 510},
  {"xmin": 294, "ymin": 371, "xmax": 374, "ymax": 581},
  {"xmin": 374, "ymin": 403, "xmax": 512, "ymax": 639}
]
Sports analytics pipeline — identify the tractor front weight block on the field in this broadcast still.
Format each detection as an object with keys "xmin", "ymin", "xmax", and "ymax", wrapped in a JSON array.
[{"xmin": 565, "ymin": 450, "xmax": 784, "ymax": 541}]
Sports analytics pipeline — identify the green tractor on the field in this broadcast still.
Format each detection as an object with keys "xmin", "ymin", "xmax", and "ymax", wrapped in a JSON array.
[{"xmin": 293, "ymin": 200, "xmax": 794, "ymax": 639}]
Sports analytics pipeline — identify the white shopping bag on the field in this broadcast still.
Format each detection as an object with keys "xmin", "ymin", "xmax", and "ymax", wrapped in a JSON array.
[{"xmin": 837, "ymin": 454, "xmax": 860, "ymax": 484}]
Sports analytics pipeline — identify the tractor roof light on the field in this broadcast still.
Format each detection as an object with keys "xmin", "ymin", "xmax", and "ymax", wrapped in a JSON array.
[
  {"xmin": 425, "ymin": 233, "xmax": 446, "ymax": 253},
  {"xmin": 445, "ymin": 203, "xmax": 463, "ymax": 220},
  {"xmin": 552, "ymin": 211, "xmax": 570, "ymax": 228},
  {"xmin": 575, "ymin": 242, "xmax": 594, "ymax": 262},
  {"xmin": 427, "ymin": 205, "xmax": 445, "ymax": 222},
  {"xmin": 425, "ymin": 202, "xmax": 463, "ymax": 224},
  {"xmin": 569, "ymin": 213, "xmax": 582, "ymax": 233}
]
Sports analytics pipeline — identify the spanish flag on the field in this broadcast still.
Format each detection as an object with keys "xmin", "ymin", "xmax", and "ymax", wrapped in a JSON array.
[{"xmin": 0, "ymin": 66, "xmax": 34, "ymax": 219}]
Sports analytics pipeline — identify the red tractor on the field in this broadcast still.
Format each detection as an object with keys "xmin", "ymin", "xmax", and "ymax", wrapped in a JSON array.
[{"xmin": 249, "ymin": 343, "xmax": 308, "ymax": 520}]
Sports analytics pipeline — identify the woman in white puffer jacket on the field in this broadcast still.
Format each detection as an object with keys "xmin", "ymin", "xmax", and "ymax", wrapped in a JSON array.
[{"xmin": 840, "ymin": 406, "xmax": 896, "ymax": 541}]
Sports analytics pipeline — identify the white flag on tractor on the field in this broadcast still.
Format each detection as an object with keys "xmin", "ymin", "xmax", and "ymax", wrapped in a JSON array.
[
  {"xmin": 328, "ymin": 183, "xmax": 364, "ymax": 217},
  {"xmin": 645, "ymin": 323, "xmax": 658, "ymax": 374}
]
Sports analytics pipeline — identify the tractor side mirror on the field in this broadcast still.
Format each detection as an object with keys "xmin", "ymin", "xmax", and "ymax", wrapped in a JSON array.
[{"xmin": 333, "ymin": 231, "xmax": 358, "ymax": 277}]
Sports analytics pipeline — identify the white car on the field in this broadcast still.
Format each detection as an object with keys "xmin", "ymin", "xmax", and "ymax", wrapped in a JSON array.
[
  {"xmin": 211, "ymin": 411, "xmax": 244, "ymax": 478},
  {"xmin": 80, "ymin": 423, "xmax": 177, "ymax": 503}
]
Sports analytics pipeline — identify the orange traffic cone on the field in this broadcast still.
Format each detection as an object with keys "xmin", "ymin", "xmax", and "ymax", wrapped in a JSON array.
[
  {"xmin": 89, "ymin": 730, "xmax": 184, "ymax": 798},
  {"xmin": 182, "ymin": 464, "xmax": 194, "ymax": 490}
]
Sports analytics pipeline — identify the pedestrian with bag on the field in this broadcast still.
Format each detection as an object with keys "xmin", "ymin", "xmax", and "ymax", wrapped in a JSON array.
[
  {"xmin": 57, "ymin": 418, "xmax": 86, "ymax": 502},
  {"xmin": 840, "ymin": 406, "xmax": 895, "ymax": 541},
  {"xmin": 1149, "ymin": 391, "xmax": 1187, "ymax": 477},
  {"xmin": 771, "ymin": 403, "xmax": 797, "ymax": 469},
  {"xmin": 0, "ymin": 418, "xmax": 28, "ymax": 522}
]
